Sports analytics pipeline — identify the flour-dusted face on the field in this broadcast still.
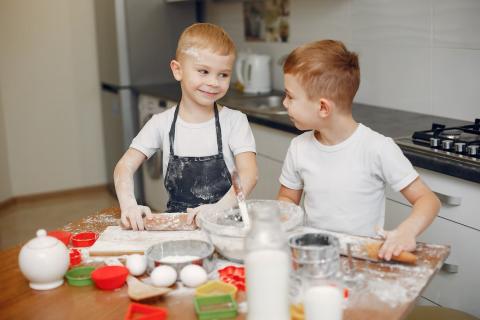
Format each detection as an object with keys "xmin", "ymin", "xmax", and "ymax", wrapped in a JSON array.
[
  {"xmin": 283, "ymin": 74, "xmax": 319, "ymax": 131},
  {"xmin": 172, "ymin": 48, "xmax": 235, "ymax": 108}
]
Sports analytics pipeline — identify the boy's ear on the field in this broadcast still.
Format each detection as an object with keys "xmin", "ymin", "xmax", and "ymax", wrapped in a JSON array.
[
  {"xmin": 170, "ymin": 60, "xmax": 182, "ymax": 81},
  {"xmin": 317, "ymin": 98, "xmax": 332, "ymax": 118}
]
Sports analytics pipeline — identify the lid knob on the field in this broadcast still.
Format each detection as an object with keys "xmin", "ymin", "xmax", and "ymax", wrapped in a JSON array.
[{"xmin": 36, "ymin": 229, "xmax": 47, "ymax": 237}]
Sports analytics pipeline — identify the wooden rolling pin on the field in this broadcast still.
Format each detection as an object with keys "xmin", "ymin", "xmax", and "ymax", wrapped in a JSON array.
[
  {"xmin": 365, "ymin": 241, "xmax": 417, "ymax": 265},
  {"xmin": 120, "ymin": 212, "xmax": 197, "ymax": 231}
]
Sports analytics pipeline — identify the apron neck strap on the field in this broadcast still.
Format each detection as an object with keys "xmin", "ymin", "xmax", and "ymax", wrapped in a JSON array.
[
  {"xmin": 169, "ymin": 101, "xmax": 223, "ymax": 156},
  {"xmin": 213, "ymin": 102, "xmax": 223, "ymax": 154}
]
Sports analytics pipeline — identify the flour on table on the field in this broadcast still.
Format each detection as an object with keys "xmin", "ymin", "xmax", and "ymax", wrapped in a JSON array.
[
  {"xmin": 89, "ymin": 226, "xmax": 208, "ymax": 255},
  {"xmin": 63, "ymin": 212, "xmax": 120, "ymax": 234},
  {"xmin": 166, "ymin": 282, "xmax": 196, "ymax": 297},
  {"xmin": 361, "ymin": 265, "xmax": 434, "ymax": 307}
]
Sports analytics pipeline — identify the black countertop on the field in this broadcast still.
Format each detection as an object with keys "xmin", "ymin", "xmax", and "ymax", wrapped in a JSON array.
[{"xmin": 132, "ymin": 83, "xmax": 477, "ymax": 183}]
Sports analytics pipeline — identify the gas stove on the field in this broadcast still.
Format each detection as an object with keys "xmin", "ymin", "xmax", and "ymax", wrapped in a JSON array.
[{"xmin": 395, "ymin": 119, "xmax": 480, "ymax": 168}]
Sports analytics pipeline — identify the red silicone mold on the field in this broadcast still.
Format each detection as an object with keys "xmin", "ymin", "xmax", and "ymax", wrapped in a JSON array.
[
  {"xmin": 47, "ymin": 230, "xmax": 72, "ymax": 246},
  {"xmin": 69, "ymin": 248, "xmax": 82, "ymax": 267},
  {"xmin": 124, "ymin": 303, "xmax": 168, "ymax": 320},
  {"xmin": 218, "ymin": 265, "xmax": 246, "ymax": 291},
  {"xmin": 71, "ymin": 231, "xmax": 98, "ymax": 247},
  {"xmin": 91, "ymin": 266, "xmax": 129, "ymax": 290}
]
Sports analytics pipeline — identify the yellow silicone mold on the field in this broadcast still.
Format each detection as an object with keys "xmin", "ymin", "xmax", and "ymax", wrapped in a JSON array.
[{"xmin": 195, "ymin": 280, "xmax": 238, "ymax": 299}]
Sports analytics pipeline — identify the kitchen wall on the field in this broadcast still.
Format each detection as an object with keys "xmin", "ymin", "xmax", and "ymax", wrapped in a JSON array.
[
  {"xmin": 205, "ymin": 0, "xmax": 479, "ymax": 121},
  {"xmin": 0, "ymin": 0, "xmax": 106, "ymax": 197},
  {"xmin": 0, "ymin": 89, "xmax": 12, "ymax": 203}
]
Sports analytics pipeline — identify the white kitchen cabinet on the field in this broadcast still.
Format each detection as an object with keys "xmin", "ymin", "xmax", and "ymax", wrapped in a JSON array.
[
  {"xmin": 248, "ymin": 123, "xmax": 296, "ymax": 200},
  {"xmin": 387, "ymin": 167, "xmax": 480, "ymax": 230},
  {"xmin": 250, "ymin": 123, "xmax": 295, "ymax": 161},
  {"xmin": 249, "ymin": 154, "xmax": 283, "ymax": 200},
  {"xmin": 385, "ymin": 167, "xmax": 480, "ymax": 317}
]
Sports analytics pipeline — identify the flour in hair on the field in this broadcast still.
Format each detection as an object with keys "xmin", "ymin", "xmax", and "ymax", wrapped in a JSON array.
[{"xmin": 182, "ymin": 47, "xmax": 201, "ymax": 60}]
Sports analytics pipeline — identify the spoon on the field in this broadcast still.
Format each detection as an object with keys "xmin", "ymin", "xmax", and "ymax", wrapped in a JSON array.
[{"xmin": 231, "ymin": 170, "xmax": 251, "ymax": 228}]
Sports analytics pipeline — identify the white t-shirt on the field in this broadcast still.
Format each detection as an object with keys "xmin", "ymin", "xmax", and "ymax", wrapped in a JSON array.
[
  {"xmin": 279, "ymin": 124, "xmax": 418, "ymax": 237},
  {"xmin": 130, "ymin": 106, "xmax": 256, "ymax": 177}
]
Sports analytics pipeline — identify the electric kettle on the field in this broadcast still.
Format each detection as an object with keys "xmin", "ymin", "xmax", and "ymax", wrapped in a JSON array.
[{"xmin": 236, "ymin": 53, "xmax": 272, "ymax": 94}]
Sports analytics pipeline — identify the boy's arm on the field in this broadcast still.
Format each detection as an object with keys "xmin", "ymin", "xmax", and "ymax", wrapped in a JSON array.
[
  {"xmin": 234, "ymin": 151, "xmax": 258, "ymax": 196},
  {"xmin": 186, "ymin": 152, "xmax": 257, "ymax": 224},
  {"xmin": 114, "ymin": 148, "xmax": 153, "ymax": 230},
  {"xmin": 277, "ymin": 185, "xmax": 303, "ymax": 205},
  {"xmin": 218, "ymin": 151, "xmax": 258, "ymax": 207},
  {"xmin": 379, "ymin": 177, "xmax": 441, "ymax": 260}
]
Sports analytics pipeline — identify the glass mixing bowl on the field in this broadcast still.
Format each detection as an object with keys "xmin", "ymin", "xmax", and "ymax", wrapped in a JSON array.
[{"xmin": 196, "ymin": 200, "xmax": 304, "ymax": 262}]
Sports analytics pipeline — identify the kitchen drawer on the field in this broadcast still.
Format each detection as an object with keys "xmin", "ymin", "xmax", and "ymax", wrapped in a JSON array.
[
  {"xmin": 251, "ymin": 123, "xmax": 296, "ymax": 162},
  {"xmin": 417, "ymin": 167, "xmax": 480, "ymax": 230},
  {"xmin": 386, "ymin": 167, "xmax": 480, "ymax": 230},
  {"xmin": 385, "ymin": 200, "xmax": 480, "ymax": 317}
]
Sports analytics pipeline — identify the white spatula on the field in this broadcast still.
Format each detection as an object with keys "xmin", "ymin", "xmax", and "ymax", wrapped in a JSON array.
[{"xmin": 232, "ymin": 170, "xmax": 251, "ymax": 229}]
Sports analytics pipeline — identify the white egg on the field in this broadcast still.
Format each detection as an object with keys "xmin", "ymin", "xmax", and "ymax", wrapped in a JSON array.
[
  {"xmin": 179, "ymin": 264, "xmax": 207, "ymax": 288},
  {"xmin": 150, "ymin": 265, "xmax": 177, "ymax": 287},
  {"xmin": 126, "ymin": 254, "xmax": 147, "ymax": 276}
]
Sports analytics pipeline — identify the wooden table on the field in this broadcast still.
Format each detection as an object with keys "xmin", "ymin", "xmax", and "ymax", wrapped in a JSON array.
[{"xmin": 0, "ymin": 208, "xmax": 450, "ymax": 320}]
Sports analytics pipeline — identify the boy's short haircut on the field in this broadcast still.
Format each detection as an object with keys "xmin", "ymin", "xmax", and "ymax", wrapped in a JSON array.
[
  {"xmin": 176, "ymin": 23, "xmax": 236, "ymax": 59},
  {"xmin": 283, "ymin": 40, "xmax": 360, "ymax": 108}
]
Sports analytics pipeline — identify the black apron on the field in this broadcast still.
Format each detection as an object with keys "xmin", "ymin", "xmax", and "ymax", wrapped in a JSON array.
[{"xmin": 164, "ymin": 102, "xmax": 232, "ymax": 213}]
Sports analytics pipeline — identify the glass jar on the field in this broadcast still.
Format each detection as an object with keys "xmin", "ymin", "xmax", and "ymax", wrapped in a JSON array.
[
  {"xmin": 288, "ymin": 232, "xmax": 343, "ymax": 317},
  {"xmin": 244, "ymin": 201, "xmax": 290, "ymax": 320}
]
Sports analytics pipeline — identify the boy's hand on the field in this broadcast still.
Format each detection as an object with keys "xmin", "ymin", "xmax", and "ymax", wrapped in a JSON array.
[
  {"xmin": 121, "ymin": 205, "xmax": 153, "ymax": 231},
  {"xmin": 378, "ymin": 228, "xmax": 417, "ymax": 261},
  {"xmin": 186, "ymin": 204, "xmax": 219, "ymax": 225}
]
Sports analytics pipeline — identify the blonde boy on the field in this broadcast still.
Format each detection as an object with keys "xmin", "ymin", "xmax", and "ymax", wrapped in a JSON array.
[
  {"xmin": 278, "ymin": 40, "xmax": 440, "ymax": 260},
  {"xmin": 115, "ymin": 23, "xmax": 257, "ymax": 230}
]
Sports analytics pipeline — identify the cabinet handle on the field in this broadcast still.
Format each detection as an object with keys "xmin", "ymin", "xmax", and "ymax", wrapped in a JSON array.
[
  {"xmin": 441, "ymin": 262, "xmax": 459, "ymax": 274},
  {"xmin": 434, "ymin": 192, "xmax": 462, "ymax": 206}
]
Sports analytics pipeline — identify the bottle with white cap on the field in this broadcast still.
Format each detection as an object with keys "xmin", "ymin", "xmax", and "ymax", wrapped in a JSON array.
[{"xmin": 245, "ymin": 201, "xmax": 290, "ymax": 320}]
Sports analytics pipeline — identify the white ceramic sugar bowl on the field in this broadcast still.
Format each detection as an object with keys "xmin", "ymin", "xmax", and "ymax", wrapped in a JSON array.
[{"xmin": 18, "ymin": 229, "xmax": 70, "ymax": 290}]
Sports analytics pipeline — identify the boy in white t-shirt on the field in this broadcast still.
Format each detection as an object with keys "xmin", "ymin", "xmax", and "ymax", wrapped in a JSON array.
[
  {"xmin": 277, "ymin": 40, "xmax": 440, "ymax": 261},
  {"xmin": 114, "ymin": 23, "xmax": 257, "ymax": 230}
]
